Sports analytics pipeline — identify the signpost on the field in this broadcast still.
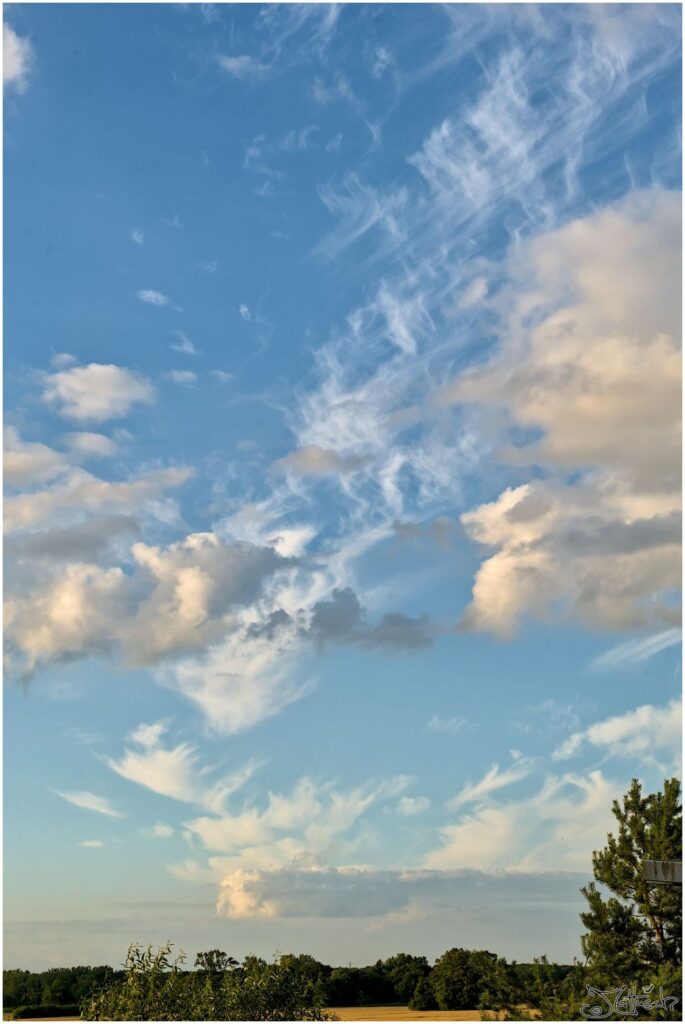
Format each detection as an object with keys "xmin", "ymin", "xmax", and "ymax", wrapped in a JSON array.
[{"xmin": 643, "ymin": 859, "xmax": 682, "ymax": 887}]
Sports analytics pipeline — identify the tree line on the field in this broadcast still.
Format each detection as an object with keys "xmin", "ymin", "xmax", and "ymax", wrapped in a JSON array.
[{"xmin": 4, "ymin": 777, "xmax": 681, "ymax": 1020}]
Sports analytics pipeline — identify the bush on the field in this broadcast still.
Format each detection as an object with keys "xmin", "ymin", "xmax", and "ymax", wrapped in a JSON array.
[
  {"xmin": 408, "ymin": 976, "xmax": 437, "ymax": 1010},
  {"xmin": 82, "ymin": 944, "xmax": 336, "ymax": 1021}
]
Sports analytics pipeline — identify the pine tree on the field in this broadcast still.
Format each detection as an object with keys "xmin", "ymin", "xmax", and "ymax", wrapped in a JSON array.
[{"xmin": 581, "ymin": 778, "xmax": 681, "ymax": 981}]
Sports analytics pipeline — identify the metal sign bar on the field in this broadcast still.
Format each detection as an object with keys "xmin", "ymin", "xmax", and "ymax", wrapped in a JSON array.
[{"xmin": 643, "ymin": 860, "xmax": 682, "ymax": 886}]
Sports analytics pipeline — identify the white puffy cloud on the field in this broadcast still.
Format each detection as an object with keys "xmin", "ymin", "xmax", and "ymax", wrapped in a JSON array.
[
  {"xmin": 4, "ymin": 428, "xmax": 68, "ymax": 487},
  {"xmin": 64, "ymin": 432, "xmax": 118, "ymax": 459},
  {"xmin": 4, "ymin": 465, "xmax": 191, "ymax": 532},
  {"xmin": 445, "ymin": 192, "xmax": 681, "ymax": 636},
  {"xmin": 6, "ymin": 564, "xmax": 128, "ymax": 671},
  {"xmin": 78, "ymin": 839, "xmax": 105, "ymax": 848},
  {"xmin": 3, "ymin": 22, "xmax": 33, "ymax": 91},
  {"xmin": 53, "ymin": 790, "xmax": 123, "ymax": 818},
  {"xmin": 5, "ymin": 532, "xmax": 289, "ymax": 674},
  {"xmin": 42, "ymin": 363, "xmax": 155, "ymax": 423},
  {"xmin": 553, "ymin": 699, "xmax": 681, "ymax": 770}
]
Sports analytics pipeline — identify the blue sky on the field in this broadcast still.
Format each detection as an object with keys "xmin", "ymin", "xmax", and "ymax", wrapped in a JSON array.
[{"xmin": 4, "ymin": 2, "xmax": 682, "ymax": 970}]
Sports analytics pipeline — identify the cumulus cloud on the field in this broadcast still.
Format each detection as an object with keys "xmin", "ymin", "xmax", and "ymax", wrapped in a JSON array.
[
  {"xmin": 3, "ymin": 22, "xmax": 33, "ymax": 91},
  {"xmin": 42, "ymin": 363, "xmax": 155, "ymax": 423},
  {"xmin": 446, "ymin": 192, "xmax": 681, "ymax": 636},
  {"xmin": 4, "ymin": 427, "xmax": 69, "ymax": 487},
  {"xmin": 4, "ymin": 465, "xmax": 190, "ymax": 533},
  {"xmin": 78, "ymin": 839, "xmax": 105, "ymax": 848},
  {"xmin": 553, "ymin": 699, "xmax": 681, "ymax": 769},
  {"xmin": 5, "ymin": 532, "xmax": 290, "ymax": 674},
  {"xmin": 64, "ymin": 432, "xmax": 119, "ymax": 458},
  {"xmin": 130, "ymin": 228, "xmax": 144, "ymax": 245},
  {"xmin": 53, "ymin": 790, "xmax": 123, "ymax": 818},
  {"xmin": 5, "ymin": 515, "xmax": 139, "ymax": 564},
  {"xmin": 214, "ymin": 864, "xmax": 584, "ymax": 921}
]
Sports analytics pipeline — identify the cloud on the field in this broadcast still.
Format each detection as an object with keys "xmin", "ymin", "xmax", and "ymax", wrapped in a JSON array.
[
  {"xmin": 217, "ymin": 55, "xmax": 270, "ymax": 81},
  {"xmin": 4, "ymin": 427, "xmax": 69, "ymax": 487},
  {"xmin": 64, "ymin": 432, "xmax": 118, "ymax": 458},
  {"xmin": 5, "ymin": 531, "xmax": 286, "ymax": 674},
  {"xmin": 397, "ymin": 796, "xmax": 430, "ymax": 816},
  {"xmin": 130, "ymin": 228, "xmax": 144, "ymax": 245},
  {"xmin": 171, "ymin": 332, "xmax": 198, "ymax": 356},
  {"xmin": 42, "ymin": 363, "xmax": 156, "ymax": 423},
  {"xmin": 427, "ymin": 715, "xmax": 469, "ymax": 735},
  {"xmin": 448, "ymin": 758, "xmax": 532, "ymax": 809},
  {"xmin": 78, "ymin": 840, "xmax": 105, "ymax": 848},
  {"xmin": 553, "ymin": 699, "xmax": 682, "ymax": 769},
  {"xmin": 180, "ymin": 774, "xmax": 410, "ymax": 886},
  {"xmin": 3, "ymin": 22, "xmax": 33, "ymax": 92},
  {"xmin": 426, "ymin": 770, "xmax": 618, "ymax": 873},
  {"xmin": 213, "ymin": 864, "xmax": 584, "ymax": 922},
  {"xmin": 306, "ymin": 588, "xmax": 433, "ymax": 652},
  {"xmin": 316, "ymin": 174, "xmax": 408, "ymax": 259},
  {"xmin": 142, "ymin": 823, "xmax": 175, "ymax": 839},
  {"xmin": 5, "ymin": 514, "xmax": 139, "ymax": 563},
  {"xmin": 137, "ymin": 289, "xmax": 173, "ymax": 307},
  {"xmin": 274, "ymin": 446, "xmax": 367, "ymax": 477},
  {"xmin": 4, "ymin": 464, "xmax": 190, "ymax": 533},
  {"xmin": 590, "ymin": 629, "xmax": 681, "ymax": 671},
  {"xmin": 446, "ymin": 192, "xmax": 681, "ymax": 636},
  {"xmin": 53, "ymin": 790, "xmax": 123, "ymax": 818},
  {"xmin": 165, "ymin": 370, "xmax": 198, "ymax": 386},
  {"xmin": 6, "ymin": 564, "xmax": 130, "ymax": 671}
]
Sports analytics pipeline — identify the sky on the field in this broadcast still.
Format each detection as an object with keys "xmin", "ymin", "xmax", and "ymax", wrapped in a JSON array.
[{"xmin": 3, "ymin": 2, "xmax": 682, "ymax": 972}]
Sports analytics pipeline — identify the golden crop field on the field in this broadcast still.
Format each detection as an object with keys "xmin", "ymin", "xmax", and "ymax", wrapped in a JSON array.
[{"xmin": 330, "ymin": 1008, "xmax": 487, "ymax": 1021}]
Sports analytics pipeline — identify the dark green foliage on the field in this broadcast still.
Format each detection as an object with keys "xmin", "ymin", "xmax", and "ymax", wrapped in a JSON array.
[
  {"xmin": 82, "ymin": 943, "xmax": 335, "ymax": 1021},
  {"xmin": 194, "ymin": 949, "xmax": 239, "ymax": 974},
  {"xmin": 408, "ymin": 976, "xmax": 437, "ymax": 1010},
  {"xmin": 2, "ymin": 966, "xmax": 117, "ymax": 1008},
  {"xmin": 431, "ymin": 947, "xmax": 499, "ymax": 1010},
  {"xmin": 581, "ymin": 778, "xmax": 682, "ymax": 979},
  {"xmin": 379, "ymin": 953, "xmax": 431, "ymax": 1003}
]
